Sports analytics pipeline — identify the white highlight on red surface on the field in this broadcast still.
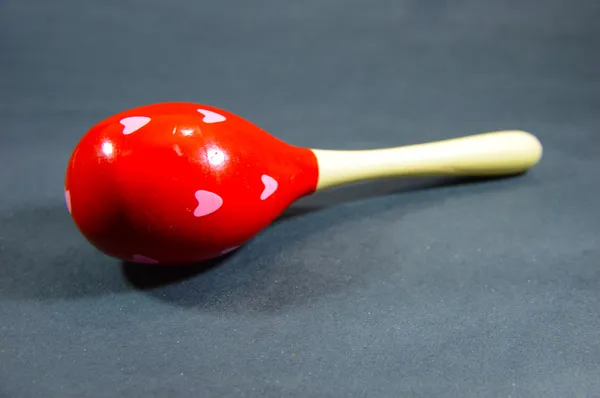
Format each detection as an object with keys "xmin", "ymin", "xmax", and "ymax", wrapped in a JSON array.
[
  {"xmin": 120, "ymin": 116, "xmax": 151, "ymax": 135},
  {"xmin": 197, "ymin": 109, "xmax": 226, "ymax": 123},
  {"xmin": 207, "ymin": 146, "xmax": 226, "ymax": 166},
  {"xmin": 101, "ymin": 141, "xmax": 114, "ymax": 157},
  {"xmin": 173, "ymin": 144, "xmax": 183, "ymax": 156},
  {"xmin": 131, "ymin": 254, "xmax": 159, "ymax": 264},
  {"xmin": 180, "ymin": 128, "xmax": 194, "ymax": 136},
  {"xmin": 194, "ymin": 190, "xmax": 223, "ymax": 217},
  {"xmin": 65, "ymin": 190, "xmax": 71, "ymax": 214},
  {"xmin": 260, "ymin": 174, "xmax": 278, "ymax": 200}
]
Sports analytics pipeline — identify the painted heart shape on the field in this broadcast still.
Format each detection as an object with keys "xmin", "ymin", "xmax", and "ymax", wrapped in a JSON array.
[
  {"xmin": 220, "ymin": 245, "xmax": 240, "ymax": 255},
  {"xmin": 194, "ymin": 190, "xmax": 224, "ymax": 217},
  {"xmin": 197, "ymin": 109, "xmax": 226, "ymax": 123},
  {"xmin": 260, "ymin": 174, "xmax": 278, "ymax": 200},
  {"xmin": 131, "ymin": 254, "xmax": 159, "ymax": 264},
  {"xmin": 64, "ymin": 190, "xmax": 71, "ymax": 214},
  {"xmin": 120, "ymin": 116, "xmax": 151, "ymax": 135}
]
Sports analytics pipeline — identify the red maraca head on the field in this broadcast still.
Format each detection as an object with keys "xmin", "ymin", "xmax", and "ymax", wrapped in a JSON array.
[{"xmin": 65, "ymin": 103, "xmax": 318, "ymax": 265}]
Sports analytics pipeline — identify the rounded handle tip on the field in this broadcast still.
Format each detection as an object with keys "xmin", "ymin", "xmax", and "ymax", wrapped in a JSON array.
[{"xmin": 503, "ymin": 130, "xmax": 544, "ymax": 169}]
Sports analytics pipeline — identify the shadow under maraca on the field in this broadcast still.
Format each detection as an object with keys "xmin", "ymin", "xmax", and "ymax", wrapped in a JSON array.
[
  {"xmin": 0, "ymin": 203, "xmax": 135, "ymax": 301},
  {"xmin": 276, "ymin": 174, "xmax": 518, "ymax": 223},
  {"xmin": 121, "ymin": 255, "xmax": 230, "ymax": 290},
  {"xmin": 0, "ymin": 173, "xmax": 526, "ymax": 307},
  {"xmin": 119, "ymin": 174, "xmax": 526, "ymax": 314}
]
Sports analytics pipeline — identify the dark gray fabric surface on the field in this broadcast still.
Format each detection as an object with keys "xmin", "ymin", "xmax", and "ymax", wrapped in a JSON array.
[{"xmin": 1, "ymin": 0, "xmax": 599, "ymax": 396}]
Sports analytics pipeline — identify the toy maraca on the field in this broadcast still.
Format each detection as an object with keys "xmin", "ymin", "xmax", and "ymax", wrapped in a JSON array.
[{"xmin": 65, "ymin": 102, "xmax": 542, "ymax": 265}]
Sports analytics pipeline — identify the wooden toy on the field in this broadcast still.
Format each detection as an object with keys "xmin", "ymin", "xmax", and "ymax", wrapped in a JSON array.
[{"xmin": 64, "ymin": 102, "xmax": 543, "ymax": 265}]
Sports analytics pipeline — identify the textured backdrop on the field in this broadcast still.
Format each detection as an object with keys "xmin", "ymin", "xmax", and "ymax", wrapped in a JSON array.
[{"xmin": 1, "ymin": 0, "xmax": 599, "ymax": 396}]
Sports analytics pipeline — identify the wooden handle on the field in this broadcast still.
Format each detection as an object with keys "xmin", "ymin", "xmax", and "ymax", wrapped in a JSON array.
[{"xmin": 311, "ymin": 130, "xmax": 543, "ymax": 191}]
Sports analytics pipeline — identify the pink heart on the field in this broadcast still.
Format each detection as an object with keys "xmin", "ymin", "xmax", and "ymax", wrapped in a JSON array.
[
  {"xmin": 194, "ymin": 190, "xmax": 223, "ymax": 217},
  {"xmin": 196, "ymin": 109, "xmax": 226, "ymax": 123},
  {"xmin": 220, "ymin": 245, "xmax": 240, "ymax": 255},
  {"xmin": 120, "ymin": 116, "xmax": 151, "ymax": 135},
  {"xmin": 64, "ymin": 190, "xmax": 71, "ymax": 214},
  {"xmin": 260, "ymin": 174, "xmax": 278, "ymax": 200},
  {"xmin": 131, "ymin": 254, "xmax": 159, "ymax": 264}
]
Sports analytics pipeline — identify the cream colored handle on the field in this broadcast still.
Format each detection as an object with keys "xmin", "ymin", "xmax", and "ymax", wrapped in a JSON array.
[{"xmin": 311, "ymin": 130, "xmax": 543, "ymax": 191}]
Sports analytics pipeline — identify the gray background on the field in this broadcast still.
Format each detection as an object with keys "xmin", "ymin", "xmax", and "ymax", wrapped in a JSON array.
[{"xmin": 1, "ymin": 0, "xmax": 599, "ymax": 396}]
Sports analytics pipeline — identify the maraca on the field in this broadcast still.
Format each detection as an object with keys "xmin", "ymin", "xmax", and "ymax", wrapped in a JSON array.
[{"xmin": 65, "ymin": 102, "xmax": 542, "ymax": 265}]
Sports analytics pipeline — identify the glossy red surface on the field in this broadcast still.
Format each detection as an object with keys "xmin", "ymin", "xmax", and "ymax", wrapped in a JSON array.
[{"xmin": 65, "ymin": 102, "xmax": 319, "ymax": 265}]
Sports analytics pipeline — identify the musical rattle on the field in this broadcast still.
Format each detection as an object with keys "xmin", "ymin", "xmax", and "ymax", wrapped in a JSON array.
[{"xmin": 64, "ymin": 102, "xmax": 542, "ymax": 265}]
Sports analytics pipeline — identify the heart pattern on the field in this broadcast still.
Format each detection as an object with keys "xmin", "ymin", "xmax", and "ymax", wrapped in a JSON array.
[
  {"xmin": 65, "ymin": 190, "xmax": 71, "ymax": 214},
  {"xmin": 120, "ymin": 116, "xmax": 151, "ymax": 135},
  {"xmin": 194, "ymin": 190, "xmax": 224, "ymax": 217},
  {"xmin": 220, "ymin": 245, "xmax": 240, "ymax": 255},
  {"xmin": 260, "ymin": 174, "xmax": 278, "ymax": 200},
  {"xmin": 197, "ymin": 109, "xmax": 226, "ymax": 123},
  {"xmin": 131, "ymin": 254, "xmax": 159, "ymax": 264}
]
